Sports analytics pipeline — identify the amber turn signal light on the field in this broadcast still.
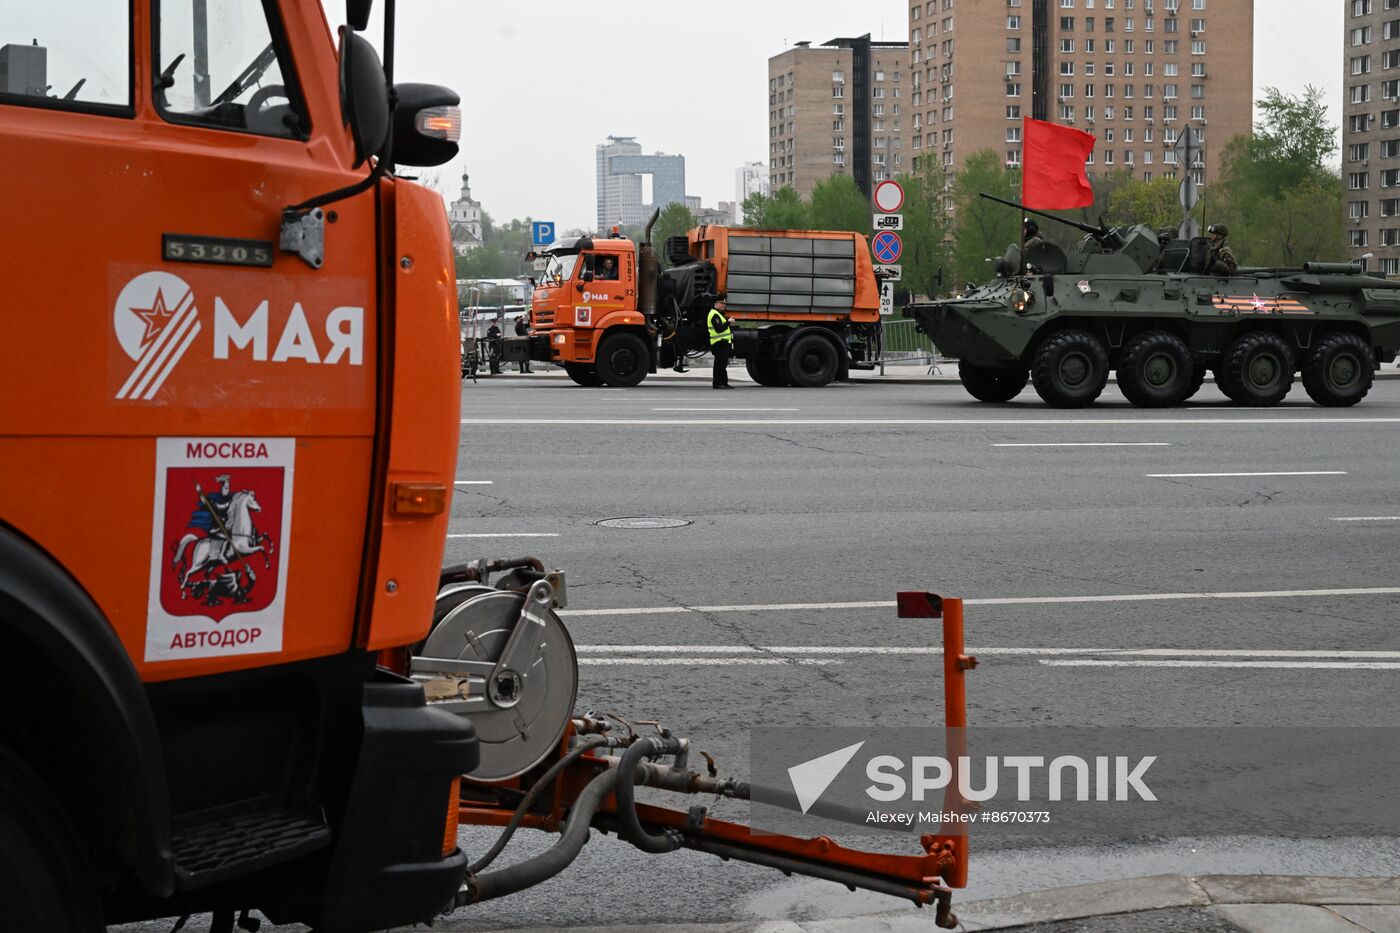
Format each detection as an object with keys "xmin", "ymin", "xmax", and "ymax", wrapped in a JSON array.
[{"xmin": 391, "ymin": 482, "xmax": 448, "ymax": 516}]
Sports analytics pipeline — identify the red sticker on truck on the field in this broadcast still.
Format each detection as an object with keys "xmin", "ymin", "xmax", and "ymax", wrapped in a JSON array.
[{"xmin": 144, "ymin": 438, "xmax": 295, "ymax": 661}]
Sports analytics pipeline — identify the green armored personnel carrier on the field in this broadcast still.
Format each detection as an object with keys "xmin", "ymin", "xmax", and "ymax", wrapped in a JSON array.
[{"xmin": 906, "ymin": 196, "xmax": 1400, "ymax": 407}]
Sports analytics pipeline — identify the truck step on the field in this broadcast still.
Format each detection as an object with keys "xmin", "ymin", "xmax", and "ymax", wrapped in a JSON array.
[{"xmin": 172, "ymin": 794, "xmax": 331, "ymax": 889}]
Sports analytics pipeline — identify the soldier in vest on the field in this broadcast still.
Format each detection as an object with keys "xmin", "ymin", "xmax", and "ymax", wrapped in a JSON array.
[
  {"xmin": 707, "ymin": 307, "xmax": 734, "ymax": 389},
  {"xmin": 1205, "ymin": 224, "xmax": 1238, "ymax": 276}
]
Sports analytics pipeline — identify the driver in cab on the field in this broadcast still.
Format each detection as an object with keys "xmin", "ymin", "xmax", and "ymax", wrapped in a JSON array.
[{"xmin": 595, "ymin": 256, "xmax": 619, "ymax": 281}]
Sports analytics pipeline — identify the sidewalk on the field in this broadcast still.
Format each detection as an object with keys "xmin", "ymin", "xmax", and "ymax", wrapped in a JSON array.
[
  {"xmin": 470, "ymin": 874, "xmax": 1400, "ymax": 932},
  {"xmin": 472, "ymin": 361, "xmax": 1400, "ymax": 387}
]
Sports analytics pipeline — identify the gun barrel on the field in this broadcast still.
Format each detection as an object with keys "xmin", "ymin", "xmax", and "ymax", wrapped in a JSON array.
[{"xmin": 978, "ymin": 192, "xmax": 1106, "ymax": 238}]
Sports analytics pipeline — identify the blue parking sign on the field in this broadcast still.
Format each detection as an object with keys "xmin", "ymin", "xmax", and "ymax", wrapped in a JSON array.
[{"xmin": 531, "ymin": 221, "xmax": 556, "ymax": 246}]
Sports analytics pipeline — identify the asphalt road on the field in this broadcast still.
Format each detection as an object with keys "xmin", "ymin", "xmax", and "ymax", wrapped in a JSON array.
[{"xmin": 439, "ymin": 374, "xmax": 1400, "ymax": 930}]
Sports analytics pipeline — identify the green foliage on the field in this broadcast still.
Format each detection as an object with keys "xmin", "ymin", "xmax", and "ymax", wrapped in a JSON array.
[
  {"xmin": 808, "ymin": 174, "xmax": 869, "ymax": 235},
  {"xmin": 650, "ymin": 203, "xmax": 699, "ymax": 268},
  {"xmin": 1106, "ymin": 174, "xmax": 1197, "ymax": 232},
  {"xmin": 739, "ymin": 186, "xmax": 811, "ymax": 229},
  {"xmin": 896, "ymin": 162, "xmax": 953, "ymax": 299},
  {"xmin": 1211, "ymin": 85, "xmax": 1346, "ymax": 266},
  {"xmin": 950, "ymin": 150, "xmax": 1021, "ymax": 289}
]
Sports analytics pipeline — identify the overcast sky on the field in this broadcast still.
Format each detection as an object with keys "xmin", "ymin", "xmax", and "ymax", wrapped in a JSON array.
[{"xmin": 328, "ymin": 2, "xmax": 1342, "ymax": 232}]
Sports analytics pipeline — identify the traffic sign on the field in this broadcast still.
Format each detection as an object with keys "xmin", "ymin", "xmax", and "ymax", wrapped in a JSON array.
[
  {"xmin": 871, "ymin": 231, "xmax": 903, "ymax": 264},
  {"xmin": 873, "ymin": 180, "xmax": 905, "ymax": 213},
  {"xmin": 873, "ymin": 213, "xmax": 904, "ymax": 231},
  {"xmin": 879, "ymin": 282, "xmax": 895, "ymax": 316},
  {"xmin": 1173, "ymin": 126, "xmax": 1200, "ymax": 166},
  {"xmin": 1179, "ymin": 174, "xmax": 1199, "ymax": 211},
  {"xmin": 874, "ymin": 263, "xmax": 902, "ymax": 281},
  {"xmin": 531, "ymin": 221, "xmax": 556, "ymax": 246}
]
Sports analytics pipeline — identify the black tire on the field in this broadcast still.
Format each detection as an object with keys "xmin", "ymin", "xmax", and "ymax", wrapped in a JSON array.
[
  {"xmin": 958, "ymin": 361, "xmax": 1029, "ymax": 402},
  {"xmin": 563, "ymin": 363, "xmax": 604, "ymax": 387},
  {"xmin": 745, "ymin": 356, "xmax": 791, "ymax": 387},
  {"xmin": 785, "ymin": 333, "xmax": 840, "ymax": 388},
  {"xmin": 594, "ymin": 332, "xmax": 651, "ymax": 388},
  {"xmin": 1217, "ymin": 331, "xmax": 1295, "ymax": 406},
  {"xmin": 0, "ymin": 750, "xmax": 103, "ymax": 933},
  {"xmin": 1302, "ymin": 332, "xmax": 1375, "ymax": 407},
  {"xmin": 1031, "ymin": 329, "xmax": 1110, "ymax": 407},
  {"xmin": 1116, "ymin": 331, "xmax": 1193, "ymax": 407},
  {"xmin": 1182, "ymin": 365, "xmax": 1208, "ymax": 401}
]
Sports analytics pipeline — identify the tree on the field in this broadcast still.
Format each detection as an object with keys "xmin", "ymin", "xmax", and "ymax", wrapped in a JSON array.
[
  {"xmin": 650, "ymin": 202, "xmax": 698, "ymax": 268},
  {"xmin": 950, "ymin": 150, "xmax": 1021, "ymax": 289},
  {"xmin": 740, "ymin": 186, "xmax": 810, "ymax": 229},
  {"xmin": 808, "ymin": 174, "xmax": 869, "ymax": 235},
  {"xmin": 1107, "ymin": 174, "xmax": 1195, "ymax": 232},
  {"xmin": 897, "ymin": 162, "xmax": 953, "ymax": 300}
]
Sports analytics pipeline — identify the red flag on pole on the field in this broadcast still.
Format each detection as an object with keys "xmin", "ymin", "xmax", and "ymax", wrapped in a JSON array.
[{"xmin": 1022, "ymin": 117, "xmax": 1096, "ymax": 209}]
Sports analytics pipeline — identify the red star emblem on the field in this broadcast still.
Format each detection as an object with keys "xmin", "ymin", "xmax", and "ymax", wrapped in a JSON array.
[
  {"xmin": 135, "ymin": 289, "xmax": 176, "ymax": 345},
  {"xmin": 1249, "ymin": 293, "xmax": 1269, "ymax": 312}
]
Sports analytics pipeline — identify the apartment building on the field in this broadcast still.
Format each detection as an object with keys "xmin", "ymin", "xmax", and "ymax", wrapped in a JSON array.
[
  {"xmin": 1344, "ymin": 0, "xmax": 1400, "ymax": 274},
  {"xmin": 767, "ymin": 35, "xmax": 909, "ymax": 198},
  {"xmin": 907, "ymin": 0, "xmax": 1251, "ymax": 187}
]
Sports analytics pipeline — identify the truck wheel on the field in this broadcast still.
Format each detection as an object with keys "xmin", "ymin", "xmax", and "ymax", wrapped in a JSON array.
[
  {"xmin": 1117, "ymin": 331, "xmax": 1193, "ymax": 407},
  {"xmin": 1031, "ymin": 330, "xmax": 1109, "ymax": 407},
  {"xmin": 785, "ymin": 333, "xmax": 839, "ymax": 387},
  {"xmin": 746, "ymin": 357, "xmax": 791, "ymax": 387},
  {"xmin": 1302, "ymin": 332, "xmax": 1375, "ymax": 407},
  {"xmin": 1218, "ymin": 331, "xmax": 1295, "ymax": 406},
  {"xmin": 1182, "ymin": 365, "xmax": 1208, "ymax": 402},
  {"xmin": 595, "ymin": 332, "xmax": 650, "ymax": 388},
  {"xmin": 0, "ymin": 750, "xmax": 102, "ymax": 932},
  {"xmin": 563, "ymin": 363, "xmax": 604, "ymax": 387},
  {"xmin": 957, "ymin": 361, "xmax": 1029, "ymax": 402}
]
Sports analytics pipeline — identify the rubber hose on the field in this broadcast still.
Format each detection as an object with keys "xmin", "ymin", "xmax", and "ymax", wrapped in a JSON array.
[
  {"xmin": 468, "ymin": 735, "xmax": 609, "ymax": 875},
  {"xmin": 615, "ymin": 738, "xmax": 683, "ymax": 854},
  {"xmin": 464, "ymin": 767, "xmax": 620, "ymax": 905}
]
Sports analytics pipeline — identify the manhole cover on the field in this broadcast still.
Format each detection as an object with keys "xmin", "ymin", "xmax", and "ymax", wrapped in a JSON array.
[{"xmin": 594, "ymin": 517, "xmax": 693, "ymax": 530}]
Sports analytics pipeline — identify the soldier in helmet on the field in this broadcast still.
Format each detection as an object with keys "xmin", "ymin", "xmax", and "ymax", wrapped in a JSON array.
[
  {"xmin": 1205, "ymin": 223, "xmax": 1238, "ymax": 276},
  {"xmin": 1023, "ymin": 219, "xmax": 1044, "ymax": 251}
]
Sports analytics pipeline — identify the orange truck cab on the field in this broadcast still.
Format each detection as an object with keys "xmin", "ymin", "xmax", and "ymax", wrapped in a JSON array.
[
  {"xmin": 0, "ymin": 1, "xmax": 476, "ymax": 929},
  {"xmin": 512, "ymin": 221, "xmax": 883, "ymax": 388}
]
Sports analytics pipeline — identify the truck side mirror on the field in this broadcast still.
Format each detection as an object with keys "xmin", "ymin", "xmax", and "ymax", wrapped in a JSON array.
[
  {"xmin": 581, "ymin": 271, "xmax": 594, "ymax": 283},
  {"xmin": 391, "ymin": 83, "xmax": 461, "ymax": 167},
  {"xmin": 338, "ymin": 29, "xmax": 389, "ymax": 167},
  {"xmin": 346, "ymin": 0, "xmax": 373, "ymax": 30}
]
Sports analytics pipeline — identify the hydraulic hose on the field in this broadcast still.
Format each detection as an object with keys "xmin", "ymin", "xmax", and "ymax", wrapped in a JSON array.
[
  {"xmin": 615, "ymin": 737, "xmax": 684, "ymax": 854},
  {"xmin": 468, "ymin": 735, "xmax": 610, "ymax": 875},
  {"xmin": 461, "ymin": 767, "xmax": 620, "ymax": 905}
]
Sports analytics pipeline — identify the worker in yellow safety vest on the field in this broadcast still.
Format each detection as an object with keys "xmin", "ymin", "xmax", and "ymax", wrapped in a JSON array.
[{"xmin": 707, "ymin": 307, "xmax": 734, "ymax": 389}]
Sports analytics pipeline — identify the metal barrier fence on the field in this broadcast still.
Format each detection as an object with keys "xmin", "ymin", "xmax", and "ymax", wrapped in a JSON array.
[{"xmin": 876, "ymin": 318, "xmax": 947, "ymax": 373}]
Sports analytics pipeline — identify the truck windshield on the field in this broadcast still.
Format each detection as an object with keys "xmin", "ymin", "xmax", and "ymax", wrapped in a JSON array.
[{"xmin": 543, "ymin": 253, "xmax": 579, "ymax": 286}]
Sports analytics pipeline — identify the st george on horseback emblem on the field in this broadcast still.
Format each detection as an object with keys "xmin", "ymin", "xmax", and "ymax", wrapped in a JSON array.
[
  {"xmin": 166, "ymin": 470, "xmax": 279, "ymax": 616},
  {"xmin": 145, "ymin": 438, "xmax": 295, "ymax": 661}
]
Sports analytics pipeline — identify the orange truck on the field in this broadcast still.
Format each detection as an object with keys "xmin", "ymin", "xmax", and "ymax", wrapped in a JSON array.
[
  {"xmin": 512, "ymin": 218, "xmax": 884, "ymax": 387},
  {"xmin": 1, "ymin": 2, "xmax": 966, "ymax": 930}
]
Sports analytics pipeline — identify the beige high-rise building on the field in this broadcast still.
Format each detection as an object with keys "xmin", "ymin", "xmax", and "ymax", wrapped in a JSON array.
[
  {"xmin": 907, "ymin": 0, "xmax": 1252, "ymax": 192},
  {"xmin": 768, "ymin": 35, "xmax": 910, "ymax": 199},
  {"xmin": 1344, "ymin": 0, "xmax": 1400, "ymax": 275}
]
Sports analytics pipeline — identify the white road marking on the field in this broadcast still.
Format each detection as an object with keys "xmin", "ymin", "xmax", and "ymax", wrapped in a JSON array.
[
  {"xmin": 574, "ymin": 646, "xmax": 1400, "ymax": 660},
  {"xmin": 578, "ymin": 657, "xmax": 842, "ymax": 666},
  {"xmin": 1147, "ymin": 471, "xmax": 1348, "ymax": 478},
  {"xmin": 446, "ymin": 533, "xmax": 560, "ymax": 538},
  {"xmin": 463, "ymin": 417, "xmax": 1400, "ymax": 426},
  {"xmin": 454, "ymin": 480, "xmax": 495, "ymax": 485},
  {"xmin": 1042, "ymin": 659, "xmax": 1400, "ymax": 671},
  {"xmin": 994, "ymin": 442, "xmax": 1172, "ymax": 447},
  {"xmin": 1332, "ymin": 516, "xmax": 1400, "ymax": 522},
  {"xmin": 557, "ymin": 586, "xmax": 1400, "ymax": 618}
]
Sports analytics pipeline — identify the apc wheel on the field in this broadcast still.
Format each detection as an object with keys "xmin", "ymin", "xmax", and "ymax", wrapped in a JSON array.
[
  {"xmin": 563, "ymin": 363, "xmax": 604, "ymax": 387},
  {"xmin": 1182, "ymin": 365, "xmax": 1208, "ymax": 402},
  {"xmin": 1218, "ymin": 331, "xmax": 1295, "ymax": 406},
  {"xmin": 595, "ymin": 332, "xmax": 651, "ymax": 387},
  {"xmin": 1031, "ymin": 330, "xmax": 1109, "ymax": 407},
  {"xmin": 958, "ymin": 361, "xmax": 1029, "ymax": 402},
  {"xmin": 0, "ymin": 751, "xmax": 102, "ymax": 933},
  {"xmin": 1302, "ymin": 332, "xmax": 1375, "ymax": 407},
  {"xmin": 785, "ymin": 333, "xmax": 840, "ymax": 388},
  {"xmin": 1117, "ymin": 331, "xmax": 1193, "ymax": 407},
  {"xmin": 746, "ymin": 356, "xmax": 791, "ymax": 387}
]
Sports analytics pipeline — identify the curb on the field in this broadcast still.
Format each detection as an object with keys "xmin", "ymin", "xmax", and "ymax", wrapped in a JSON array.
[{"xmin": 469, "ymin": 370, "xmax": 1400, "ymax": 388}]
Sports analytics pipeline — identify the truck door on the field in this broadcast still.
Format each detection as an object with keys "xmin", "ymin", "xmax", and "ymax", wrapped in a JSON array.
[{"xmin": 0, "ymin": 1, "xmax": 379, "ymax": 680}]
